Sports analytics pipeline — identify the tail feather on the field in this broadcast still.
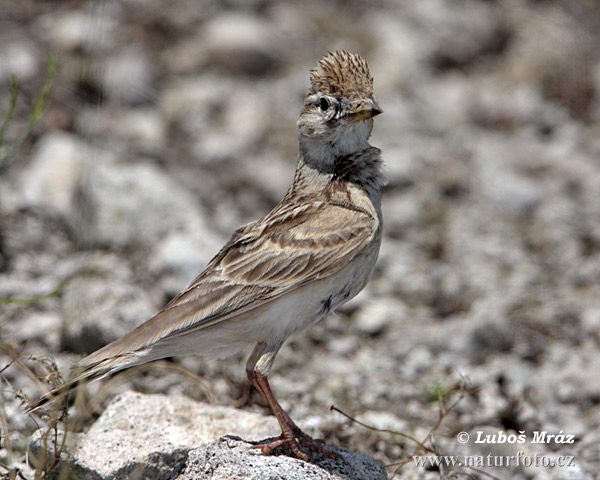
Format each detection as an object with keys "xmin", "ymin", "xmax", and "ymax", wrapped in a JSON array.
[
  {"xmin": 25, "ymin": 353, "xmax": 141, "ymax": 414},
  {"xmin": 26, "ymin": 321, "xmax": 174, "ymax": 414}
]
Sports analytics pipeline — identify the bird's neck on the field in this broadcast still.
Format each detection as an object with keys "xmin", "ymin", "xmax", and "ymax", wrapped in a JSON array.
[
  {"xmin": 293, "ymin": 135, "xmax": 387, "ymax": 196},
  {"xmin": 297, "ymin": 125, "xmax": 369, "ymax": 168}
]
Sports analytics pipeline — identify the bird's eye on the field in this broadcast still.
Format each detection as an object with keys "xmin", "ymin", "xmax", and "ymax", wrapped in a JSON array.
[{"xmin": 319, "ymin": 97, "xmax": 330, "ymax": 111}]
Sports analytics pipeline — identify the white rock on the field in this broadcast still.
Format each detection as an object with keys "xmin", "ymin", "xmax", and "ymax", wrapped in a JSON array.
[
  {"xmin": 29, "ymin": 391, "xmax": 387, "ymax": 480},
  {"xmin": 0, "ymin": 38, "xmax": 39, "ymax": 82},
  {"xmin": 73, "ymin": 161, "xmax": 210, "ymax": 251},
  {"xmin": 193, "ymin": 88, "xmax": 270, "ymax": 163},
  {"xmin": 75, "ymin": 108, "xmax": 166, "ymax": 152},
  {"xmin": 149, "ymin": 229, "xmax": 222, "ymax": 295},
  {"xmin": 353, "ymin": 298, "xmax": 406, "ymax": 335},
  {"xmin": 159, "ymin": 76, "xmax": 232, "ymax": 149},
  {"xmin": 61, "ymin": 255, "xmax": 156, "ymax": 353},
  {"xmin": 20, "ymin": 132, "xmax": 87, "ymax": 218},
  {"xmin": 474, "ymin": 138, "xmax": 543, "ymax": 217},
  {"xmin": 202, "ymin": 12, "xmax": 278, "ymax": 75},
  {"xmin": 358, "ymin": 410, "xmax": 408, "ymax": 434},
  {"xmin": 37, "ymin": 9, "xmax": 117, "ymax": 52},
  {"xmin": 3, "ymin": 311, "xmax": 62, "ymax": 349},
  {"xmin": 101, "ymin": 46, "xmax": 155, "ymax": 105}
]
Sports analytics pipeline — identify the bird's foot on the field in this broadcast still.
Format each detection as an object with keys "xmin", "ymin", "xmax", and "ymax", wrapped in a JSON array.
[{"xmin": 251, "ymin": 425, "xmax": 339, "ymax": 461}]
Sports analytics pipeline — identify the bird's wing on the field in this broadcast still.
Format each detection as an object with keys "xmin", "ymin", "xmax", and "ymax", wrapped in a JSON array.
[
  {"xmin": 80, "ymin": 195, "xmax": 379, "ymax": 367},
  {"xmin": 26, "ymin": 195, "xmax": 379, "ymax": 413}
]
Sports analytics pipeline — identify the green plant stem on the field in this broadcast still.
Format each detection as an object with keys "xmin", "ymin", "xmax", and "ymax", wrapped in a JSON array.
[
  {"xmin": 0, "ymin": 56, "xmax": 57, "ymax": 174},
  {"xmin": 0, "ymin": 75, "xmax": 19, "ymax": 147},
  {"xmin": 0, "ymin": 280, "xmax": 68, "ymax": 305}
]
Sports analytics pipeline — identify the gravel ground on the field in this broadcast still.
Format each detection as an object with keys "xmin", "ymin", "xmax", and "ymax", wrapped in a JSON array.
[{"xmin": 1, "ymin": 1, "xmax": 600, "ymax": 479}]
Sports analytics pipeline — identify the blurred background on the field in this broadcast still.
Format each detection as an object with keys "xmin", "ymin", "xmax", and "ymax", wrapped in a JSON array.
[{"xmin": 1, "ymin": 0, "xmax": 600, "ymax": 478}]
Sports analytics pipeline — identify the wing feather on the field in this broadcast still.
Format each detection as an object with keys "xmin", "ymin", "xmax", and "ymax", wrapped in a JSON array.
[{"xmin": 80, "ymin": 197, "xmax": 378, "ymax": 368}]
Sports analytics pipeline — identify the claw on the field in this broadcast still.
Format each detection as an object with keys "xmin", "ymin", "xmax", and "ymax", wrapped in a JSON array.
[{"xmin": 251, "ymin": 426, "xmax": 339, "ymax": 461}]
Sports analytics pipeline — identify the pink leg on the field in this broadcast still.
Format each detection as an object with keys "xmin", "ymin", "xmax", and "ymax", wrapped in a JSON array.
[{"xmin": 246, "ymin": 368, "xmax": 338, "ymax": 461}]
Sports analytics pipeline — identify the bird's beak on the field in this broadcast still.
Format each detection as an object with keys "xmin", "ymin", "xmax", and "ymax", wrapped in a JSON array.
[{"xmin": 348, "ymin": 100, "xmax": 383, "ymax": 123}]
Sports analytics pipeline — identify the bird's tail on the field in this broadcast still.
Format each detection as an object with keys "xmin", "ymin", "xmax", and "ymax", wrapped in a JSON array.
[
  {"xmin": 26, "ymin": 309, "xmax": 172, "ymax": 414},
  {"xmin": 25, "ymin": 353, "xmax": 141, "ymax": 414}
]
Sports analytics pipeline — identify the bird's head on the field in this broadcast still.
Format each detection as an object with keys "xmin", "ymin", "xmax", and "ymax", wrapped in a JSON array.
[{"xmin": 298, "ymin": 51, "xmax": 382, "ymax": 158}]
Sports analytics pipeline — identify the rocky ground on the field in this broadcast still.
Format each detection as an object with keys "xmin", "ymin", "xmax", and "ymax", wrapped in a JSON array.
[{"xmin": 1, "ymin": 0, "xmax": 600, "ymax": 479}]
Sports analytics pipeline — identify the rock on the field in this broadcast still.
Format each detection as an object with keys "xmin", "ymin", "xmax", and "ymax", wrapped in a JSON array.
[
  {"xmin": 75, "ymin": 108, "xmax": 166, "ymax": 154},
  {"xmin": 61, "ymin": 255, "xmax": 156, "ymax": 353},
  {"xmin": 357, "ymin": 411, "xmax": 408, "ymax": 435},
  {"xmin": 100, "ymin": 46, "xmax": 155, "ymax": 105},
  {"xmin": 147, "ymin": 228, "xmax": 223, "ymax": 296},
  {"xmin": 159, "ymin": 76, "xmax": 227, "ymax": 131},
  {"xmin": 581, "ymin": 306, "xmax": 600, "ymax": 340},
  {"xmin": 502, "ymin": 2, "xmax": 596, "ymax": 104},
  {"xmin": 20, "ymin": 132, "xmax": 89, "ymax": 218},
  {"xmin": 364, "ymin": 12, "xmax": 423, "ymax": 91},
  {"xmin": 72, "ymin": 161, "xmax": 211, "ymax": 250},
  {"xmin": 413, "ymin": 75, "xmax": 476, "ymax": 133},
  {"xmin": 577, "ymin": 430, "xmax": 600, "ymax": 480},
  {"xmin": 2, "ymin": 311, "xmax": 62, "ymax": 350},
  {"xmin": 160, "ymin": 76, "xmax": 273, "ymax": 167},
  {"xmin": 546, "ymin": 342, "xmax": 600, "ymax": 405},
  {"xmin": 37, "ymin": 9, "xmax": 117, "ymax": 52},
  {"xmin": 353, "ymin": 298, "xmax": 406, "ymax": 336},
  {"xmin": 163, "ymin": 12, "xmax": 280, "ymax": 76},
  {"xmin": 29, "ymin": 391, "xmax": 277, "ymax": 479},
  {"xmin": 474, "ymin": 138, "xmax": 543, "ymax": 218},
  {"xmin": 412, "ymin": 0, "xmax": 506, "ymax": 71},
  {"xmin": 181, "ymin": 438, "xmax": 388, "ymax": 480},
  {"xmin": 192, "ymin": 88, "xmax": 271, "ymax": 164},
  {"xmin": 202, "ymin": 12, "xmax": 280, "ymax": 76},
  {"xmin": 0, "ymin": 37, "xmax": 39, "ymax": 82},
  {"xmin": 29, "ymin": 391, "xmax": 387, "ymax": 480},
  {"xmin": 468, "ymin": 320, "xmax": 516, "ymax": 363}
]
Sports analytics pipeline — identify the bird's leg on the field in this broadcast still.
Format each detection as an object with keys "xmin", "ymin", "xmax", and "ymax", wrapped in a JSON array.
[
  {"xmin": 247, "ymin": 368, "xmax": 332, "ymax": 460},
  {"xmin": 245, "ymin": 343, "xmax": 337, "ymax": 461}
]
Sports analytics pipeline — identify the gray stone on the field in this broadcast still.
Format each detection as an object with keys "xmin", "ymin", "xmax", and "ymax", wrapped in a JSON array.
[
  {"xmin": 61, "ymin": 255, "xmax": 156, "ymax": 353},
  {"xmin": 202, "ymin": 12, "xmax": 279, "ymax": 75},
  {"xmin": 75, "ymin": 108, "xmax": 166, "ymax": 154},
  {"xmin": 37, "ymin": 9, "xmax": 117, "ymax": 52},
  {"xmin": 353, "ymin": 298, "xmax": 405, "ymax": 336},
  {"xmin": 576, "ymin": 431, "xmax": 600, "ymax": 480},
  {"xmin": 0, "ymin": 37, "xmax": 39, "ymax": 82},
  {"xmin": 29, "ymin": 391, "xmax": 277, "ymax": 479},
  {"xmin": 29, "ymin": 391, "xmax": 387, "ymax": 480},
  {"xmin": 474, "ymin": 139, "xmax": 543, "ymax": 217},
  {"xmin": 147, "ymin": 227, "xmax": 224, "ymax": 296},
  {"xmin": 3, "ymin": 311, "xmax": 62, "ymax": 350},
  {"xmin": 20, "ymin": 132, "xmax": 89, "ymax": 218},
  {"xmin": 72, "ymin": 161, "xmax": 213, "ymax": 252},
  {"xmin": 191, "ymin": 89, "xmax": 271, "ymax": 164},
  {"xmin": 100, "ymin": 46, "xmax": 155, "ymax": 105},
  {"xmin": 468, "ymin": 320, "xmax": 516, "ymax": 363},
  {"xmin": 181, "ymin": 438, "xmax": 388, "ymax": 480}
]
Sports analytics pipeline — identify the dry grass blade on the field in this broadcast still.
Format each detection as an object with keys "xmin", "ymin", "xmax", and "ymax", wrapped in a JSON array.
[
  {"xmin": 0, "ymin": 344, "xmax": 63, "ymax": 408},
  {"xmin": 82, "ymin": 361, "xmax": 216, "ymax": 416},
  {"xmin": 330, "ymin": 405, "xmax": 433, "ymax": 454},
  {"xmin": 0, "ymin": 346, "xmax": 71, "ymax": 480},
  {"xmin": 331, "ymin": 378, "xmax": 501, "ymax": 480}
]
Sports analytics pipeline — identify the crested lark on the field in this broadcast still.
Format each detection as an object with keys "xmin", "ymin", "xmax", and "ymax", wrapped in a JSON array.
[{"xmin": 28, "ymin": 51, "xmax": 386, "ymax": 460}]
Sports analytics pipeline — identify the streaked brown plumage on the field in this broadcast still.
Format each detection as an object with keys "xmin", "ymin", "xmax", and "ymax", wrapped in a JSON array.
[{"xmin": 27, "ymin": 51, "xmax": 386, "ymax": 461}]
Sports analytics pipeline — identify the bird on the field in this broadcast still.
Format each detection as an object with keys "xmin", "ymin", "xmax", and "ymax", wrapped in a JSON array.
[{"xmin": 27, "ymin": 50, "xmax": 386, "ymax": 461}]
